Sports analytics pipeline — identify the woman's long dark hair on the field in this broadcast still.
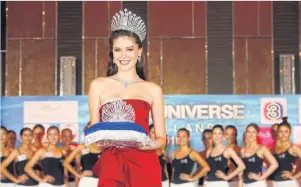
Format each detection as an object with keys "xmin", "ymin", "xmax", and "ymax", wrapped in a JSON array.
[{"xmin": 107, "ymin": 30, "xmax": 146, "ymax": 80}]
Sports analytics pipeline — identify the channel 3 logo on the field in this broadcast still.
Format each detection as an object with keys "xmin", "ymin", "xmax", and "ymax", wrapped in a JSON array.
[
  {"xmin": 264, "ymin": 102, "xmax": 283, "ymax": 120},
  {"xmin": 260, "ymin": 98, "xmax": 287, "ymax": 124}
]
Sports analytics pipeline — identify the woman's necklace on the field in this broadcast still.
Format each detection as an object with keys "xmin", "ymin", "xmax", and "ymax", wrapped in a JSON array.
[{"xmin": 114, "ymin": 75, "xmax": 140, "ymax": 88}]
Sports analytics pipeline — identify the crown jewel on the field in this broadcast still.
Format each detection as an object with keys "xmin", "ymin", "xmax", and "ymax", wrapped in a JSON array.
[
  {"xmin": 101, "ymin": 99, "xmax": 135, "ymax": 122},
  {"xmin": 111, "ymin": 9, "xmax": 146, "ymax": 42}
]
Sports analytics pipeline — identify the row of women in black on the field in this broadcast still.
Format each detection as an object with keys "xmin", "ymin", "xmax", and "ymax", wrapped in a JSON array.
[
  {"xmin": 0, "ymin": 125, "xmax": 102, "ymax": 187},
  {"xmin": 1, "ymin": 117, "xmax": 301, "ymax": 187},
  {"xmin": 156, "ymin": 117, "xmax": 301, "ymax": 187}
]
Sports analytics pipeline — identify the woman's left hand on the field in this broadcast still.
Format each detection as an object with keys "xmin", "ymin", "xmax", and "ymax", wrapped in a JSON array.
[
  {"xmin": 215, "ymin": 170, "xmax": 229, "ymax": 180},
  {"xmin": 179, "ymin": 173, "xmax": 194, "ymax": 182},
  {"xmin": 248, "ymin": 172, "xmax": 262, "ymax": 181},
  {"xmin": 281, "ymin": 171, "xmax": 295, "ymax": 180}
]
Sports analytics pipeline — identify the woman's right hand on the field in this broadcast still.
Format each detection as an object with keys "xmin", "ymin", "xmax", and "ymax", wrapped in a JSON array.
[
  {"xmin": 95, "ymin": 140, "xmax": 117, "ymax": 149},
  {"xmin": 215, "ymin": 170, "xmax": 229, "ymax": 180},
  {"xmin": 43, "ymin": 175, "xmax": 55, "ymax": 183},
  {"xmin": 80, "ymin": 170, "xmax": 93, "ymax": 177},
  {"xmin": 0, "ymin": 175, "xmax": 7, "ymax": 180},
  {"xmin": 17, "ymin": 174, "xmax": 29, "ymax": 183},
  {"xmin": 248, "ymin": 172, "xmax": 262, "ymax": 181},
  {"xmin": 179, "ymin": 173, "xmax": 194, "ymax": 182}
]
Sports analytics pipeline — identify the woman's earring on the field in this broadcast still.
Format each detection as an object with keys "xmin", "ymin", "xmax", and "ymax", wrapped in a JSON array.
[{"xmin": 138, "ymin": 56, "xmax": 141, "ymax": 62}]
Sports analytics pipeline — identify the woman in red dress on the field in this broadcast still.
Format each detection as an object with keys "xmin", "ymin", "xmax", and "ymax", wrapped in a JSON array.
[{"xmin": 85, "ymin": 9, "xmax": 166, "ymax": 187}]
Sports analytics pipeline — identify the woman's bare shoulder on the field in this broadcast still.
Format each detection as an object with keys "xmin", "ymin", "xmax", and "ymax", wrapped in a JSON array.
[
  {"xmin": 143, "ymin": 81, "xmax": 161, "ymax": 88},
  {"xmin": 91, "ymin": 77, "xmax": 110, "ymax": 84},
  {"xmin": 90, "ymin": 77, "xmax": 113, "ymax": 90},
  {"xmin": 143, "ymin": 81, "xmax": 162, "ymax": 94}
]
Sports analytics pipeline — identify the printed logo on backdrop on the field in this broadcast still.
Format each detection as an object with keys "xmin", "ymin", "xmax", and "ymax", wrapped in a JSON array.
[
  {"xmin": 260, "ymin": 98, "xmax": 287, "ymax": 124},
  {"xmin": 258, "ymin": 127, "xmax": 274, "ymax": 149},
  {"xmin": 23, "ymin": 101, "xmax": 78, "ymax": 124},
  {"xmin": 164, "ymin": 104, "xmax": 245, "ymax": 120},
  {"xmin": 60, "ymin": 123, "xmax": 79, "ymax": 142}
]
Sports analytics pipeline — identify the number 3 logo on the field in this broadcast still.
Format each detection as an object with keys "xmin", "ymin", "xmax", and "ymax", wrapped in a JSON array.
[{"xmin": 264, "ymin": 102, "xmax": 283, "ymax": 120}]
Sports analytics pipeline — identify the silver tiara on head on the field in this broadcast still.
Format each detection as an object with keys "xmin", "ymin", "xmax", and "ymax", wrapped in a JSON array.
[{"xmin": 111, "ymin": 9, "xmax": 146, "ymax": 42}]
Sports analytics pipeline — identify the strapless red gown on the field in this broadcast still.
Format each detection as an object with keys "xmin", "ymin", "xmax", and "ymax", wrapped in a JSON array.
[{"xmin": 93, "ymin": 99, "xmax": 162, "ymax": 187}]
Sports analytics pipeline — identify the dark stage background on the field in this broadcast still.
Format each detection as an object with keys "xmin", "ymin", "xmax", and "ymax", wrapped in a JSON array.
[{"xmin": 1, "ymin": 1, "xmax": 300, "ymax": 96}]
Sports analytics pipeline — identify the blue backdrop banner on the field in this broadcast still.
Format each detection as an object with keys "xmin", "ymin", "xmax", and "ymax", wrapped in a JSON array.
[{"xmin": 1, "ymin": 95, "xmax": 300, "ymax": 156}]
